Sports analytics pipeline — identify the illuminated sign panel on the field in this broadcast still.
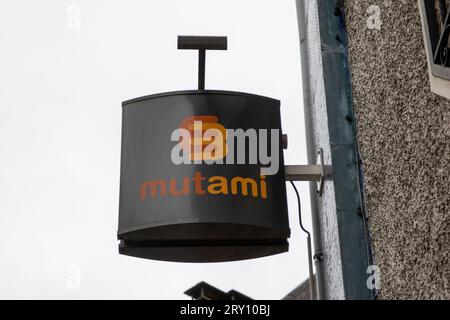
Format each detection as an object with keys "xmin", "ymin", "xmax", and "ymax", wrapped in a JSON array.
[{"xmin": 118, "ymin": 90, "xmax": 290, "ymax": 262}]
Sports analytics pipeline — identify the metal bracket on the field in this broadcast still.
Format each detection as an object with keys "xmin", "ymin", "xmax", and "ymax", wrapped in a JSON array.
[{"xmin": 284, "ymin": 148, "xmax": 331, "ymax": 196}]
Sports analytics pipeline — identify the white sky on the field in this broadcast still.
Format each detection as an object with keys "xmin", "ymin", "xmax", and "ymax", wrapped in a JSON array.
[{"xmin": 0, "ymin": 0, "xmax": 312, "ymax": 299}]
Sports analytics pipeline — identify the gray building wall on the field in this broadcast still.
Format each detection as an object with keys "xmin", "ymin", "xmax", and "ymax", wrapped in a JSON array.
[
  {"xmin": 297, "ymin": 0, "xmax": 373, "ymax": 300},
  {"xmin": 297, "ymin": 0, "xmax": 345, "ymax": 300},
  {"xmin": 343, "ymin": 1, "xmax": 450, "ymax": 299}
]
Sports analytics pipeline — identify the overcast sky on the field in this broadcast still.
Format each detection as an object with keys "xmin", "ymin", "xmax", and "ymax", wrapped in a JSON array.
[{"xmin": 0, "ymin": 0, "xmax": 312, "ymax": 299}]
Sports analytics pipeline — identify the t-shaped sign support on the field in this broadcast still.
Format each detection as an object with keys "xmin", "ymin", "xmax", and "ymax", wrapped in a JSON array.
[{"xmin": 178, "ymin": 35, "xmax": 228, "ymax": 90}]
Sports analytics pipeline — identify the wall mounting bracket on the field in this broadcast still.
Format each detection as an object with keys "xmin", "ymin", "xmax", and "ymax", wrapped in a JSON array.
[{"xmin": 284, "ymin": 148, "xmax": 331, "ymax": 196}]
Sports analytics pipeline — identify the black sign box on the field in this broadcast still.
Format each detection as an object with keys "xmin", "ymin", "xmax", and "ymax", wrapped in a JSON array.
[{"xmin": 118, "ymin": 90, "xmax": 290, "ymax": 262}]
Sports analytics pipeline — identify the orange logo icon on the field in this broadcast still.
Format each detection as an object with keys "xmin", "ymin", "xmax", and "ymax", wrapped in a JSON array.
[{"xmin": 178, "ymin": 115, "xmax": 228, "ymax": 161}]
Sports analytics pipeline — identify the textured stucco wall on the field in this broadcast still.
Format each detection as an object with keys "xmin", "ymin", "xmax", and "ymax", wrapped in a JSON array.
[{"xmin": 343, "ymin": 1, "xmax": 450, "ymax": 299}]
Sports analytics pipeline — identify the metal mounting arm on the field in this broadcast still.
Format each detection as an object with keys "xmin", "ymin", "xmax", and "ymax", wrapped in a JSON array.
[{"xmin": 284, "ymin": 148, "xmax": 331, "ymax": 196}]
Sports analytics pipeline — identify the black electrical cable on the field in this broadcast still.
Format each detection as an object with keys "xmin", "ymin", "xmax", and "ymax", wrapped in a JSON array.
[
  {"xmin": 289, "ymin": 181, "xmax": 310, "ymax": 237},
  {"xmin": 289, "ymin": 180, "xmax": 315, "ymax": 299}
]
